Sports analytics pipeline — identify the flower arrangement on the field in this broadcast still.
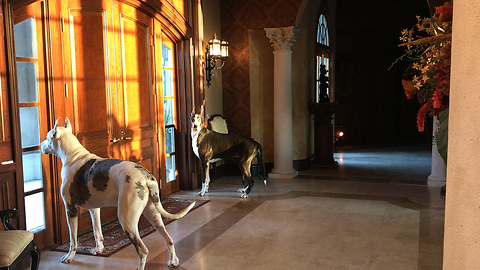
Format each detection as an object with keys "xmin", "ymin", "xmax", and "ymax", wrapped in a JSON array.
[{"xmin": 393, "ymin": 1, "xmax": 453, "ymax": 163}]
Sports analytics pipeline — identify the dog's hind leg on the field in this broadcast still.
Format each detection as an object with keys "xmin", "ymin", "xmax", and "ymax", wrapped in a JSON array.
[
  {"xmin": 237, "ymin": 156, "xmax": 255, "ymax": 198},
  {"xmin": 61, "ymin": 206, "xmax": 79, "ymax": 263},
  {"xmin": 118, "ymin": 203, "xmax": 149, "ymax": 270},
  {"xmin": 237, "ymin": 176, "xmax": 254, "ymax": 198},
  {"xmin": 143, "ymin": 203, "xmax": 179, "ymax": 267},
  {"xmin": 237, "ymin": 166, "xmax": 249, "ymax": 195},
  {"xmin": 255, "ymin": 143, "xmax": 267, "ymax": 185},
  {"xmin": 88, "ymin": 208, "xmax": 104, "ymax": 255}
]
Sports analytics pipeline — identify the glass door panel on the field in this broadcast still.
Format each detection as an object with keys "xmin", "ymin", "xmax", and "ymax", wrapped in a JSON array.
[
  {"xmin": 165, "ymin": 155, "xmax": 176, "ymax": 182},
  {"xmin": 14, "ymin": 18, "xmax": 36, "ymax": 58},
  {"xmin": 22, "ymin": 150, "xmax": 44, "ymax": 192},
  {"xmin": 16, "ymin": 62, "xmax": 38, "ymax": 102},
  {"xmin": 164, "ymin": 99, "xmax": 174, "ymax": 125},
  {"xmin": 163, "ymin": 70, "xmax": 173, "ymax": 96},
  {"xmin": 18, "ymin": 107, "xmax": 41, "ymax": 148},
  {"xmin": 14, "ymin": 4, "xmax": 50, "ymax": 237},
  {"xmin": 24, "ymin": 192, "xmax": 45, "ymax": 231},
  {"xmin": 161, "ymin": 39, "xmax": 177, "ymax": 183}
]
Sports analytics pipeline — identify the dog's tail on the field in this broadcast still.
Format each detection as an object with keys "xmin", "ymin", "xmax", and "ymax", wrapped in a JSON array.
[
  {"xmin": 148, "ymin": 184, "xmax": 196, "ymax": 219},
  {"xmin": 254, "ymin": 142, "xmax": 267, "ymax": 185},
  {"xmin": 155, "ymin": 200, "xmax": 196, "ymax": 220}
]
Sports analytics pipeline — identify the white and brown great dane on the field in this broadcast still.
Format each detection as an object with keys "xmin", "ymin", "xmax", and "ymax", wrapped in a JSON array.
[
  {"xmin": 190, "ymin": 114, "xmax": 266, "ymax": 198},
  {"xmin": 41, "ymin": 118, "xmax": 195, "ymax": 269}
]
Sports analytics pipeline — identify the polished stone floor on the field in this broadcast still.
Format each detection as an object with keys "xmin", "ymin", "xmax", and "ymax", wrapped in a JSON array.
[{"xmin": 37, "ymin": 144, "xmax": 445, "ymax": 270}]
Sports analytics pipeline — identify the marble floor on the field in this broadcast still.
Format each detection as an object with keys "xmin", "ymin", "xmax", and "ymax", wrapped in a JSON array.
[{"xmin": 37, "ymin": 144, "xmax": 445, "ymax": 270}]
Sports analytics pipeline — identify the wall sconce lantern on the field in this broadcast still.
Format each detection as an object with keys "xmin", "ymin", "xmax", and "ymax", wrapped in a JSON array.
[{"xmin": 205, "ymin": 33, "xmax": 229, "ymax": 87}]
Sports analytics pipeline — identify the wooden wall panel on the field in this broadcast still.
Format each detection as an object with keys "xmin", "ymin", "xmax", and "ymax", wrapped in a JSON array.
[
  {"xmin": 0, "ymin": 0, "xmax": 13, "ymax": 164},
  {"xmin": 0, "ymin": 173, "xmax": 19, "ymax": 230},
  {"xmin": 0, "ymin": 0, "xmax": 19, "ymax": 225}
]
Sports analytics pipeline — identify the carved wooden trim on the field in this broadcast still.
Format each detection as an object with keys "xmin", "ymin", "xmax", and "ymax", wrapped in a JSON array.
[
  {"xmin": 118, "ymin": 0, "xmax": 192, "ymax": 41},
  {"xmin": 0, "ymin": 180, "xmax": 10, "ymax": 210}
]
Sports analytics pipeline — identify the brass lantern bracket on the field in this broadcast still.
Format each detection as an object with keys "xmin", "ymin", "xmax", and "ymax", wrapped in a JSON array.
[{"xmin": 205, "ymin": 33, "xmax": 228, "ymax": 87}]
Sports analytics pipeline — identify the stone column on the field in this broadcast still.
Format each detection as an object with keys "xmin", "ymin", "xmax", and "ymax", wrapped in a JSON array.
[
  {"xmin": 264, "ymin": 26, "xmax": 299, "ymax": 179},
  {"xmin": 444, "ymin": 1, "xmax": 480, "ymax": 268}
]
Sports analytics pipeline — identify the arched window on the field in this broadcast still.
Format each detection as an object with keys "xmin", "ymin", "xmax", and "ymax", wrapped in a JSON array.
[{"xmin": 316, "ymin": 14, "xmax": 330, "ymax": 102}]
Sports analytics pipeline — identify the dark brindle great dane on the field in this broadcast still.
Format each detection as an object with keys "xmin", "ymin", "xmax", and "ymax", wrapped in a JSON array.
[{"xmin": 190, "ymin": 114, "xmax": 266, "ymax": 198}]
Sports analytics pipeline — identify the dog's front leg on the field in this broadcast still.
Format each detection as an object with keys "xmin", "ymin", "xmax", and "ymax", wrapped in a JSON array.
[
  {"xmin": 198, "ymin": 160, "xmax": 210, "ymax": 196},
  {"xmin": 61, "ymin": 207, "xmax": 79, "ymax": 263},
  {"xmin": 89, "ymin": 208, "xmax": 104, "ymax": 255}
]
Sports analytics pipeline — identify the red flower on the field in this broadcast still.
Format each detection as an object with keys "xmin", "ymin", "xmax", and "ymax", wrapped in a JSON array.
[
  {"xmin": 433, "ymin": 90, "xmax": 443, "ymax": 108},
  {"xmin": 417, "ymin": 90, "xmax": 427, "ymax": 103},
  {"xmin": 436, "ymin": 2, "xmax": 453, "ymax": 22},
  {"xmin": 417, "ymin": 103, "xmax": 428, "ymax": 132}
]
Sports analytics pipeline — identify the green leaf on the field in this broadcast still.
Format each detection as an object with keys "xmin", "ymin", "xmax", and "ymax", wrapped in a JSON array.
[{"xmin": 436, "ymin": 108, "xmax": 449, "ymax": 164}]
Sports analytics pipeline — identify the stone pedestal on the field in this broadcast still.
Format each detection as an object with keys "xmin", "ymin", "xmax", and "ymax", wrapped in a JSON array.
[
  {"xmin": 309, "ymin": 102, "xmax": 338, "ymax": 167},
  {"xmin": 428, "ymin": 117, "xmax": 446, "ymax": 185},
  {"xmin": 264, "ymin": 26, "xmax": 299, "ymax": 179}
]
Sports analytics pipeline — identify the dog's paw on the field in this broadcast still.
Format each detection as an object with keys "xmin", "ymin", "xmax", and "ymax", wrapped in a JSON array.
[
  {"xmin": 60, "ymin": 254, "xmax": 74, "ymax": 264},
  {"xmin": 168, "ymin": 255, "xmax": 180, "ymax": 267},
  {"xmin": 90, "ymin": 246, "xmax": 104, "ymax": 255},
  {"xmin": 237, "ymin": 187, "xmax": 247, "ymax": 193},
  {"xmin": 199, "ymin": 186, "xmax": 210, "ymax": 196}
]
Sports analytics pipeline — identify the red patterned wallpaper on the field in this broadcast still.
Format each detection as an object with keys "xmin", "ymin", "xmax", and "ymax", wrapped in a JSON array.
[{"xmin": 220, "ymin": 0, "xmax": 302, "ymax": 136}]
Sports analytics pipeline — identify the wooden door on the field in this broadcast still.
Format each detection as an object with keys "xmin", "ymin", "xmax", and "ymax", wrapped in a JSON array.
[
  {"xmin": 115, "ymin": 3, "xmax": 159, "ymax": 178},
  {"xmin": 62, "ymin": 0, "xmax": 161, "ymax": 235},
  {"xmin": 62, "ymin": 0, "xmax": 120, "ymax": 232},
  {"xmin": 12, "ymin": 1, "xmax": 55, "ymax": 249},
  {"xmin": 63, "ymin": 0, "xmax": 118, "ymax": 159}
]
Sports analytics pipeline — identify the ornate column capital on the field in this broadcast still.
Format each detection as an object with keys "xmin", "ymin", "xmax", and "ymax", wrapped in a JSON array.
[{"xmin": 264, "ymin": 26, "xmax": 300, "ymax": 51}]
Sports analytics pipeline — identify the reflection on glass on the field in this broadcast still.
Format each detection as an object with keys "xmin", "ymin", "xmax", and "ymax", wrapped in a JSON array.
[
  {"xmin": 166, "ymin": 155, "xmax": 176, "ymax": 182},
  {"xmin": 161, "ymin": 42, "xmax": 172, "ymax": 68},
  {"xmin": 163, "ymin": 70, "xmax": 173, "ymax": 96},
  {"xmin": 164, "ymin": 99, "xmax": 174, "ymax": 126},
  {"xmin": 165, "ymin": 126, "xmax": 175, "ymax": 154},
  {"xmin": 25, "ymin": 192, "xmax": 45, "ymax": 232},
  {"xmin": 22, "ymin": 150, "xmax": 43, "ymax": 192},
  {"xmin": 14, "ymin": 18, "xmax": 36, "ymax": 58},
  {"xmin": 19, "ymin": 107, "xmax": 40, "ymax": 148},
  {"xmin": 16, "ymin": 62, "xmax": 38, "ymax": 103}
]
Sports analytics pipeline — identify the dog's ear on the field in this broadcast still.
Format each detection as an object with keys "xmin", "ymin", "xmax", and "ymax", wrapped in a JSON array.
[
  {"xmin": 64, "ymin": 117, "xmax": 72, "ymax": 133},
  {"xmin": 52, "ymin": 117, "xmax": 60, "ymax": 137},
  {"xmin": 190, "ymin": 106, "xmax": 195, "ymax": 119}
]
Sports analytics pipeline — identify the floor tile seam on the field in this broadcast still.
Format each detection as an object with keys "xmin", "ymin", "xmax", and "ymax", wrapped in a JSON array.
[{"xmin": 255, "ymin": 190, "xmax": 431, "ymax": 210}]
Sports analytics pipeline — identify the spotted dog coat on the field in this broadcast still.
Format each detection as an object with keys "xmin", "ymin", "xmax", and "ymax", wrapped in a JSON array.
[
  {"xmin": 41, "ymin": 118, "xmax": 195, "ymax": 269},
  {"xmin": 190, "ymin": 114, "xmax": 267, "ymax": 198}
]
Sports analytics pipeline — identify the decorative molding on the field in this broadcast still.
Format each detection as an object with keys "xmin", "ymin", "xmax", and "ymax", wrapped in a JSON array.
[
  {"xmin": 1, "ymin": 178, "xmax": 10, "ymax": 210},
  {"xmin": 264, "ymin": 26, "xmax": 300, "ymax": 51}
]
